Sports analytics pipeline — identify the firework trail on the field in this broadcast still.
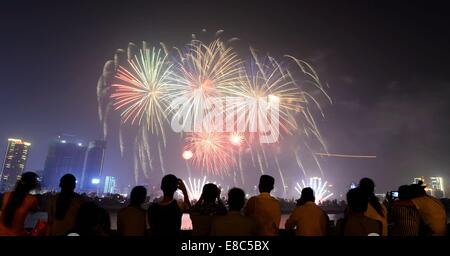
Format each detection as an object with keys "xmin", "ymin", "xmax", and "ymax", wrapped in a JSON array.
[
  {"xmin": 238, "ymin": 148, "xmax": 245, "ymax": 185},
  {"xmin": 314, "ymin": 153, "xmax": 377, "ymax": 158},
  {"xmin": 118, "ymin": 126, "xmax": 125, "ymax": 157},
  {"xmin": 185, "ymin": 160, "xmax": 192, "ymax": 177},
  {"xmin": 158, "ymin": 141, "xmax": 166, "ymax": 174},
  {"xmin": 294, "ymin": 149, "xmax": 308, "ymax": 178},
  {"xmin": 274, "ymin": 156, "xmax": 287, "ymax": 198},
  {"xmin": 185, "ymin": 176, "xmax": 207, "ymax": 201},
  {"xmin": 257, "ymin": 152, "xmax": 264, "ymax": 174},
  {"xmin": 305, "ymin": 143, "xmax": 325, "ymax": 177},
  {"xmin": 133, "ymin": 146, "xmax": 139, "ymax": 185}
]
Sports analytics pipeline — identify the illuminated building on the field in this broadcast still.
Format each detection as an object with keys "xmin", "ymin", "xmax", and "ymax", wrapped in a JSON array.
[
  {"xmin": 42, "ymin": 136, "xmax": 87, "ymax": 191},
  {"xmin": 103, "ymin": 176, "xmax": 117, "ymax": 194},
  {"xmin": 430, "ymin": 177, "xmax": 445, "ymax": 198},
  {"xmin": 80, "ymin": 140, "xmax": 106, "ymax": 192},
  {"xmin": 0, "ymin": 138, "xmax": 31, "ymax": 192}
]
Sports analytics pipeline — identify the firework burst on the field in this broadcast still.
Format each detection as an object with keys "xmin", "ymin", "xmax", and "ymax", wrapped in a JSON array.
[
  {"xmin": 184, "ymin": 132, "xmax": 235, "ymax": 176},
  {"xmin": 168, "ymin": 39, "xmax": 242, "ymax": 132},
  {"xmin": 97, "ymin": 32, "xmax": 332, "ymax": 185},
  {"xmin": 222, "ymin": 48, "xmax": 302, "ymax": 140},
  {"xmin": 111, "ymin": 47, "xmax": 174, "ymax": 137},
  {"xmin": 295, "ymin": 177, "xmax": 334, "ymax": 204}
]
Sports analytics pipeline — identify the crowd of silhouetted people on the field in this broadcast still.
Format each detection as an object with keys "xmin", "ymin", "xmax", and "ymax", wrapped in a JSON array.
[{"xmin": 0, "ymin": 171, "xmax": 447, "ymax": 236}]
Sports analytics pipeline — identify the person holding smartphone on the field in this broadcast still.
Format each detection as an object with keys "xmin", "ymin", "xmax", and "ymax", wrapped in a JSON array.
[
  {"xmin": 390, "ymin": 185, "xmax": 420, "ymax": 236},
  {"xmin": 147, "ymin": 174, "xmax": 191, "ymax": 236},
  {"xmin": 190, "ymin": 183, "xmax": 227, "ymax": 236}
]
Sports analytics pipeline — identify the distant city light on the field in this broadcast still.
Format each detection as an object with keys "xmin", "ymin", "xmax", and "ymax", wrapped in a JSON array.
[
  {"xmin": 77, "ymin": 143, "xmax": 83, "ymax": 146},
  {"xmin": 91, "ymin": 178, "xmax": 100, "ymax": 184},
  {"xmin": 61, "ymin": 140, "xmax": 66, "ymax": 143},
  {"xmin": 7, "ymin": 138, "xmax": 31, "ymax": 146}
]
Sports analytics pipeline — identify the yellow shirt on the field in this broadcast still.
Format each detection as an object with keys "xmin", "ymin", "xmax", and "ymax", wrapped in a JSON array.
[
  {"xmin": 364, "ymin": 203, "xmax": 388, "ymax": 236},
  {"xmin": 285, "ymin": 201, "xmax": 329, "ymax": 236},
  {"xmin": 412, "ymin": 195, "xmax": 447, "ymax": 236},
  {"xmin": 244, "ymin": 192, "xmax": 281, "ymax": 236}
]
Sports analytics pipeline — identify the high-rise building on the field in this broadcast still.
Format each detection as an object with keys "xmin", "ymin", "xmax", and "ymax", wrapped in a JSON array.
[
  {"xmin": 1, "ymin": 138, "xmax": 31, "ymax": 192},
  {"xmin": 103, "ymin": 176, "xmax": 116, "ymax": 194},
  {"xmin": 80, "ymin": 140, "xmax": 106, "ymax": 192},
  {"xmin": 430, "ymin": 177, "xmax": 445, "ymax": 198},
  {"xmin": 42, "ymin": 136, "xmax": 87, "ymax": 191}
]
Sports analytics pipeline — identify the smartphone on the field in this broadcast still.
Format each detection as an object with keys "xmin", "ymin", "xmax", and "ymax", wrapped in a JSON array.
[{"xmin": 390, "ymin": 191, "xmax": 399, "ymax": 199}]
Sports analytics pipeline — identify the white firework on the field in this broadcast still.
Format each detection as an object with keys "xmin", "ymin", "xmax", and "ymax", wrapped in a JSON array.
[
  {"xmin": 176, "ymin": 176, "xmax": 216, "ymax": 201},
  {"xmin": 295, "ymin": 177, "xmax": 334, "ymax": 204}
]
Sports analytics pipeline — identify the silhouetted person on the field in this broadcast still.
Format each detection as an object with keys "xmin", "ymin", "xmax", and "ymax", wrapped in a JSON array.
[
  {"xmin": 358, "ymin": 178, "xmax": 388, "ymax": 235},
  {"xmin": 147, "ymin": 174, "xmax": 190, "ymax": 236},
  {"xmin": 190, "ymin": 183, "xmax": 227, "ymax": 236},
  {"xmin": 285, "ymin": 187, "xmax": 329, "ymax": 236},
  {"xmin": 336, "ymin": 188, "xmax": 382, "ymax": 236},
  {"xmin": 211, "ymin": 188, "xmax": 257, "ymax": 236},
  {"xmin": 0, "ymin": 172, "xmax": 39, "ymax": 236},
  {"xmin": 410, "ymin": 182, "xmax": 447, "ymax": 236},
  {"xmin": 117, "ymin": 186, "xmax": 148, "ymax": 236},
  {"xmin": 97, "ymin": 205, "xmax": 111, "ymax": 236},
  {"xmin": 244, "ymin": 175, "xmax": 281, "ymax": 235},
  {"xmin": 390, "ymin": 185, "xmax": 420, "ymax": 236},
  {"xmin": 47, "ymin": 174, "xmax": 85, "ymax": 236},
  {"xmin": 68, "ymin": 201, "xmax": 110, "ymax": 236}
]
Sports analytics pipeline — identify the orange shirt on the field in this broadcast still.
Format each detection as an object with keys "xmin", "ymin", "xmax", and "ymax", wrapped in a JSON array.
[
  {"xmin": 285, "ymin": 202, "xmax": 329, "ymax": 236},
  {"xmin": 0, "ymin": 192, "xmax": 38, "ymax": 236},
  {"xmin": 244, "ymin": 193, "xmax": 281, "ymax": 236},
  {"xmin": 364, "ymin": 203, "xmax": 388, "ymax": 236}
]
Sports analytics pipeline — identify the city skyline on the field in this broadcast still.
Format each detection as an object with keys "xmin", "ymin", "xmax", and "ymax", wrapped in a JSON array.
[{"xmin": 0, "ymin": 136, "xmax": 447, "ymax": 199}]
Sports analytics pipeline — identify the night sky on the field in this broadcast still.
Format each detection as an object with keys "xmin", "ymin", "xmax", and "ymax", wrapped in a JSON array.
[{"xmin": 1, "ymin": 0, "xmax": 449, "ymax": 197}]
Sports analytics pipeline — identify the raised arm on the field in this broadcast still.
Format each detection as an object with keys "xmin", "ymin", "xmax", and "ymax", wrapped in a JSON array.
[{"xmin": 178, "ymin": 179, "xmax": 191, "ymax": 211}]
